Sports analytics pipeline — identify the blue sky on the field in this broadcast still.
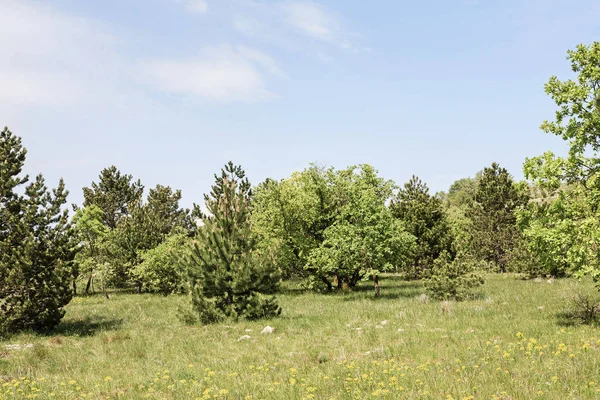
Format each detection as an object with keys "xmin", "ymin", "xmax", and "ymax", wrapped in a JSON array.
[{"xmin": 2, "ymin": 0, "xmax": 599, "ymax": 208}]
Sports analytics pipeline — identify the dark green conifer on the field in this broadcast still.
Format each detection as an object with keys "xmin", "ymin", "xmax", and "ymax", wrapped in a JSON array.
[
  {"xmin": 391, "ymin": 175, "xmax": 452, "ymax": 278},
  {"xmin": 186, "ymin": 162, "xmax": 281, "ymax": 324},
  {"xmin": 0, "ymin": 127, "xmax": 74, "ymax": 334},
  {"xmin": 469, "ymin": 163, "xmax": 529, "ymax": 272}
]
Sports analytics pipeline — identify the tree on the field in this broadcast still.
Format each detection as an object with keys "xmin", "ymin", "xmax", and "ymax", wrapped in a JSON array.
[
  {"xmin": 253, "ymin": 164, "xmax": 414, "ymax": 290},
  {"xmin": 391, "ymin": 175, "xmax": 452, "ymax": 278},
  {"xmin": 252, "ymin": 165, "xmax": 334, "ymax": 279},
  {"xmin": 82, "ymin": 166, "xmax": 144, "ymax": 229},
  {"xmin": 425, "ymin": 251, "xmax": 484, "ymax": 301},
  {"xmin": 307, "ymin": 165, "xmax": 414, "ymax": 289},
  {"xmin": 146, "ymin": 185, "xmax": 193, "ymax": 236},
  {"xmin": 521, "ymin": 42, "xmax": 600, "ymax": 284},
  {"xmin": 440, "ymin": 175, "xmax": 481, "ymax": 255},
  {"xmin": 0, "ymin": 127, "xmax": 74, "ymax": 334},
  {"xmin": 72, "ymin": 205, "xmax": 109, "ymax": 294},
  {"xmin": 469, "ymin": 163, "xmax": 529, "ymax": 272},
  {"xmin": 184, "ymin": 162, "xmax": 281, "ymax": 324},
  {"xmin": 80, "ymin": 181, "xmax": 191, "ymax": 291}
]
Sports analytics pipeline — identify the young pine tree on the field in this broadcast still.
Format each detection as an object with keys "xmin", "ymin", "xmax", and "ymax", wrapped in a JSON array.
[
  {"xmin": 185, "ymin": 162, "xmax": 281, "ymax": 324},
  {"xmin": 0, "ymin": 127, "xmax": 74, "ymax": 334},
  {"xmin": 469, "ymin": 163, "xmax": 529, "ymax": 272},
  {"xmin": 391, "ymin": 175, "xmax": 452, "ymax": 278}
]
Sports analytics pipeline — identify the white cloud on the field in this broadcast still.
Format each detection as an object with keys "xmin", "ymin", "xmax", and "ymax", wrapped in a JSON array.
[
  {"xmin": 139, "ymin": 46, "xmax": 282, "ymax": 102},
  {"xmin": 178, "ymin": 0, "xmax": 209, "ymax": 14},
  {"xmin": 233, "ymin": 1, "xmax": 361, "ymax": 55},
  {"xmin": 0, "ymin": 0, "xmax": 118, "ymax": 108},
  {"xmin": 280, "ymin": 1, "xmax": 357, "ymax": 51},
  {"xmin": 233, "ymin": 15, "xmax": 265, "ymax": 37}
]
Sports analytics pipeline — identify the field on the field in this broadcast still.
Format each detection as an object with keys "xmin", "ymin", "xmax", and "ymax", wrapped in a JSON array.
[{"xmin": 1, "ymin": 275, "xmax": 600, "ymax": 399}]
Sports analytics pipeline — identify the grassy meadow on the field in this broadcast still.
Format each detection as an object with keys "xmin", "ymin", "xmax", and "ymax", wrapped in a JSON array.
[{"xmin": 1, "ymin": 275, "xmax": 600, "ymax": 399}]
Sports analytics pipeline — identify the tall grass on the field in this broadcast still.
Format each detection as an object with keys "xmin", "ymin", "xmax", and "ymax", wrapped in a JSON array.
[{"xmin": 1, "ymin": 274, "xmax": 599, "ymax": 399}]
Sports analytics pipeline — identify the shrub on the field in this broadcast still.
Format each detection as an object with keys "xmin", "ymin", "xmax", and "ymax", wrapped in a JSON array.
[
  {"xmin": 425, "ymin": 252, "xmax": 484, "ymax": 301},
  {"xmin": 131, "ymin": 232, "xmax": 190, "ymax": 295},
  {"xmin": 560, "ymin": 291, "xmax": 600, "ymax": 325}
]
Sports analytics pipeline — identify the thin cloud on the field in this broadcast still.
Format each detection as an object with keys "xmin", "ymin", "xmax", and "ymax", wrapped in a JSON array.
[
  {"xmin": 139, "ymin": 46, "xmax": 282, "ymax": 102},
  {"xmin": 177, "ymin": 0, "xmax": 209, "ymax": 13},
  {"xmin": 280, "ymin": 1, "xmax": 358, "ymax": 51},
  {"xmin": 234, "ymin": 1, "xmax": 362, "ymax": 55},
  {"xmin": 0, "ymin": 0, "xmax": 117, "ymax": 107}
]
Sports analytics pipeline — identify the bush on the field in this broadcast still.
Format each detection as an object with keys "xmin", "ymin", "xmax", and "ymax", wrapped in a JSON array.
[
  {"xmin": 131, "ymin": 232, "xmax": 190, "ymax": 295},
  {"xmin": 425, "ymin": 252, "xmax": 484, "ymax": 301},
  {"xmin": 560, "ymin": 291, "xmax": 600, "ymax": 325}
]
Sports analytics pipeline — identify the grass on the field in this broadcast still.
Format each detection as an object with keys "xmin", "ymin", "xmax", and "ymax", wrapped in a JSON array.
[{"xmin": 1, "ymin": 274, "xmax": 600, "ymax": 399}]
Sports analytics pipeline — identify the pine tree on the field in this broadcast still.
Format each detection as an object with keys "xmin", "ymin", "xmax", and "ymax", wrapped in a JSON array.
[
  {"xmin": 469, "ymin": 163, "xmax": 529, "ymax": 272},
  {"xmin": 82, "ymin": 166, "xmax": 144, "ymax": 229},
  {"xmin": 185, "ymin": 162, "xmax": 281, "ymax": 324},
  {"xmin": 391, "ymin": 175, "xmax": 452, "ymax": 278},
  {"xmin": 0, "ymin": 127, "xmax": 74, "ymax": 334},
  {"xmin": 146, "ymin": 184, "xmax": 193, "ymax": 236}
]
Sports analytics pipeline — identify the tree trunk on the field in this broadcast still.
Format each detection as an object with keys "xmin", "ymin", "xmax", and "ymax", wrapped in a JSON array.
[
  {"xmin": 320, "ymin": 276, "xmax": 333, "ymax": 291},
  {"xmin": 84, "ymin": 275, "xmax": 92, "ymax": 294},
  {"xmin": 373, "ymin": 275, "xmax": 380, "ymax": 297},
  {"xmin": 335, "ymin": 273, "xmax": 343, "ymax": 290},
  {"xmin": 348, "ymin": 269, "xmax": 362, "ymax": 288},
  {"xmin": 72, "ymin": 280, "xmax": 77, "ymax": 295}
]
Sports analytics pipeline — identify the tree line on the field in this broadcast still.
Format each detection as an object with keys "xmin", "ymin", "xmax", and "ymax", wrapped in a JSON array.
[{"xmin": 1, "ymin": 41, "xmax": 599, "ymax": 334}]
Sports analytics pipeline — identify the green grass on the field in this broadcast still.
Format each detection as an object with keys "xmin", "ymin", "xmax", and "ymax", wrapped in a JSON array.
[{"xmin": 1, "ymin": 274, "xmax": 600, "ymax": 399}]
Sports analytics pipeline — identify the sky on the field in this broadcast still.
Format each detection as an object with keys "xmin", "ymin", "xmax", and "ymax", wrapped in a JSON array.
[{"xmin": 2, "ymin": 0, "xmax": 600, "ymax": 209}]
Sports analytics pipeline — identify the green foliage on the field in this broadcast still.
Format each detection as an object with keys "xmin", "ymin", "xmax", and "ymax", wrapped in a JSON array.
[
  {"xmin": 440, "ymin": 176, "xmax": 481, "ymax": 256},
  {"xmin": 308, "ymin": 165, "xmax": 414, "ymax": 289},
  {"xmin": 391, "ymin": 175, "xmax": 452, "ymax": 278},
  {"xmin": 254, "ymin": 164, "xmax": 414, "ymax": 290},
  {"xmin": 131, "ymin": 231, "xmax": 190, "ymax": 295},
  {"xmin": 0, "ymin": 127, "xmax": 74, "ymax": 334},
  {"xmin": 82, "ymin": 166, "xmax": 144, "ymax": 229},
  {"xmin": 425, "ymin": 252, "xmax": 484, "ymax": 301},
  {"xmin": 185, "ymin": 162, "xmax": 281, "ymax": 324},
  {"xmin": 469, "ymin": 163, "xmax": 529, "ymax": 272},
  {"xmin": 72, "ymin": 205, "xmax": 109, "ymax": 294},
  {"xmin": 539, "ymin": 42, "xmax": 600, "ymax": 156},
  {"xmin": 252, "ymin": 166, "xmax": 332, "ymax": 278},
  {"xmin": 146, "ymin": 185, "xmax": 194, "ymax": 236},
  {"xmin": 521, "ymin": 42, "xmax": 600, "ymax": 285},
  {"xmin": 79, "ymin": 175, "xmax": 192, "ymax": 290},
  {"xmin": 445, "ymin": 177, "xmax": 479, "ymax": 208}
]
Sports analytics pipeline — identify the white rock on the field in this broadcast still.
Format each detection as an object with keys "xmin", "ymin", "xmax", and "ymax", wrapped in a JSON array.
[
  {"xmin": 4, "ymin": 344, "xmax": 33, "ymax": 351},
  {"xmin": 375, "ymin": 325, "xmax": 383, "ymax": 329},
  {"xmin": 261, "ymin": 326, "xmax": 274, "ymax": 334},
  {"xmin": 380, "ymin": 320, "xmax": 388, "ymax": 326},
  {"xmin": 237, "ymin": 335, "xmax": 251, "ymax": 341},
  {"xmin": 244, "ymin": 329, "xmax": 252, "ymax": 333},
  {"xmin": 397, "ymin": 328, "xmax": 405, "ymax": 332}
]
